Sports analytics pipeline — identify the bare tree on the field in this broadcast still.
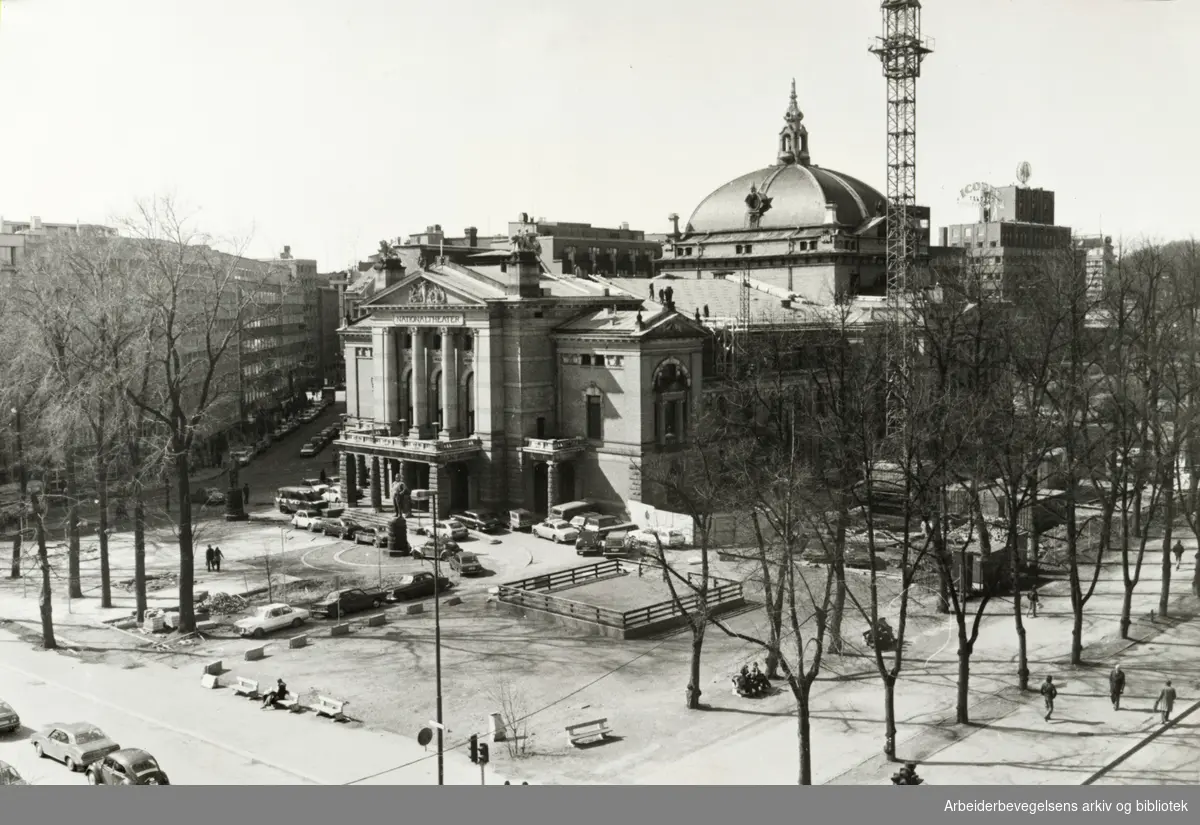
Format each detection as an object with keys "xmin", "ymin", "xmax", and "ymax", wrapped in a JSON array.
[
  {"xmin": 638, "ymin": 404, "xmax": 732, "ymax": 709},
  {"xmin": 30, "ymin": 491, "xmax": 56, "ymax": 650},
  {"xmin": 121, "ymin": 198, "xmax": 286, "ymax": 634}
]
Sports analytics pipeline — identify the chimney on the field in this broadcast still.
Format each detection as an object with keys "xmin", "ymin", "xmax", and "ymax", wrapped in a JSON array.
[
  {"xmin": 620, "ymin": 222, "xmax": 630, "ymax": 231},
  {"xmin": 374, "ymin": 259, "xmax": 405, "ymax": 292},
  {"xmin": 32, "ymin": 216, "xmax": 43, "ymax": 230},
  {"xmin": 507, "ymin": 248, "xmax": 541, "ymax": 298},
  {"xmin": 823, "ymin": 203, "xmax": 837, "ymax": 226},
  {"xmin": 465, "ymin": 227, "xmax": 478, "ymax": 247}
]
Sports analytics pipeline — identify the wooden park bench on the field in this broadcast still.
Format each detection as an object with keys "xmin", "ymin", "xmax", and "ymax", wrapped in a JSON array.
[
  {"xmin": 313, "ymin": 695, "xmax": 348, "ymax": 721},
  {"xmin": 565, "ymin": 717, "xmax": 612, "ymax": 747},
  {"xmin": 231, "ymin": 677, "xmax": 260, "ymax": 699}
]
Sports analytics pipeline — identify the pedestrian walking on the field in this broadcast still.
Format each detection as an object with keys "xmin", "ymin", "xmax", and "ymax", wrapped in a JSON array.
[
  {"xmin": 319, "ymin": 468, "xmax": 328, "ymax": 485},
  {"xmin": 1173, "ymin": 540, "xmax": 1185, "ymax": 571},
  {"xmin": 213, "ymin": 546, "xmax": 224, "ymax": 572},
  {"xmin": 205, "ymin": 545, "xmax": 214, "ymax": 572},
  {"xmin": 243, "ymin": 483, "xmax": 250, "ymax": 506},
  {"xmin": 1026, "ymin": 588, "xmax": 1040, "ymax": 618},
  {"xmin": 1109, "ymin": 664, "xmax": 1125, "ymax": 711},
  {"xmin": 1040, "ymin": 675, "xmax": 1057, "ymax": 721},
  {"xmin": 1153, "ymin": 680, "xmax": 1177, "ymax": 724}
]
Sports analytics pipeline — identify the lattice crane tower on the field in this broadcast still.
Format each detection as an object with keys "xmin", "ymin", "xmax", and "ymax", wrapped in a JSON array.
[{"xmin": 870, "ymin": 0, "xmax": 932, "ymax": 433}]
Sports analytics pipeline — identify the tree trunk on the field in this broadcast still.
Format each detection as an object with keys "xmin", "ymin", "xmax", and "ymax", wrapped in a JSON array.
[
  {"xmin": 10, "ymin": 532, "xmax": 20, "ymax": 579},
  {"xmin": 97, "ymin": 462, "xmax": 112, "ymax": 608},
  {"xmin": 1119, "ymin": 508, "xmax": 1133, "ymax": 640},
  {"xmin": 65, "ymin": 455, "xmax": 83, "ymax": 599},
  {"xmin": 1070, "ymin": 607, "xmax": 1085, "ymax": 665},
  {"xmin": 1159, "ymin": 473, "xmax": 1175, "ymax": 619},
  {"xmin": 794, "ymin": 680, "xmax": 813, "ymax": 786},
  {"xmin": 1009, "ymin": 509, "xmax": 1030, "ymax": 691},
  {"xmin": 956, "ymin": 634, "xmax": 972, "ymax": 724},
  {"xmin": 828, "ymin": 565, "xmax": 847, "ymax": 655},
  {"xmin": 134, "ymin": 493, "xmax": 148, "ymax": 623},
  {"xmin": 686, "ymin": 622, "xmax": 706, "ymax": 710},
  {"xmin": 175, "ymin": 448, "xmax": 197, "ymax": 633},
  {"xmin": 34, "ymin": 501, "xmax": 57, "ymax": 650},
  {"xmin": 883, "ymin": 674, "xmax": 898, "ymax": 759}
]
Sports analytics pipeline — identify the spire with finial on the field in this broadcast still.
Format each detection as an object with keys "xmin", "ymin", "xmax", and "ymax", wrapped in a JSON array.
[{"xmin": 777, "ymin": 79, "xmax": 810, "ymax": 167}]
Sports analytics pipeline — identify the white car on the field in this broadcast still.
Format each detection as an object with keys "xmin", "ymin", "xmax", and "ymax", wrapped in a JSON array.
[
  {"xmin": 626, "ymin": 528, "xmax": 688, "ymax": 550},
  {"xmin": 322, "ymin": 487, "xmax": 342, "ymax": 504},
  {"xmin": 291, "ymin": 509, "xmax": 324, "ymax": 530},
  {"xmin": 532, "ymin": 518, "xmax": 579, "ymax": 543},
  {"xmin": 230, "ymin": 448, "xmax": 255, "ymax": 466},
  {"xmin": 234, "ymin": 603, "xmax": 310, "ymax": 639},
  {"xmin": 434, "ymin": 519, "xmax": 469, "ymax": 541}
]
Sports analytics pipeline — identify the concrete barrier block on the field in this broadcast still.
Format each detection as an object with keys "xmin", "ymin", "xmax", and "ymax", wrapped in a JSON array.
[
  {"xmin": 445, "ymin": 596, "xmax": 462, "ymax": 606},
  {"xmin": 330, "ymin": 623, "xmax": 352, "ymax": 637},
  {"xmin": 403, "ymin": 603, "xmax": 424, "ymax": 615},
  {"xmin": 196, "ymin": 620, "xmax": 219, "ymax": 632},
  {"xmin": 367, "ymin": 614, "xmax": 387, "ymax": 627},
  {"xmin": 244, "ymin": 646, "xmax": 266, "ymax": 662},
  {"xmin": 203, "ymin": 660, "xmax": 223, "ymax": 676},
  {"xmin": 289, "ymin": 634, "xmax": 309, "ymax": 649},
  {"xmin": 200, "ymin": 674, "xmax": 220, "ymax": 689}
]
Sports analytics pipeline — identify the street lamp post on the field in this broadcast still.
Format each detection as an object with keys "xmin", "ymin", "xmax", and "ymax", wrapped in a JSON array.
[{"xmin": 413, "ymin": 485, "xmax": 445, "ymax": 786}]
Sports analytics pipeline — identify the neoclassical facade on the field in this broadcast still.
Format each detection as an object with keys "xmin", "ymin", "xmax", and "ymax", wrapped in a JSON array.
[{"xmin": 335, "ymin": 241, "xmax": 707, "ymax": 518}]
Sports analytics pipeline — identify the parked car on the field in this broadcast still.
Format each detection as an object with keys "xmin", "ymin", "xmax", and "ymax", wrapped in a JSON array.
[
  {"xmin": 86, "ymin": 748, "xmax": 170, "ymax": 785},
  {"xmin": 299, "ymin": 442, "xmax": 319, "ymax": 458},
  {"xmin": 310, "ymin": 587, "xmax": 386, "ymax": 619},
  {"xmin": 234, "ymin": 603, "xmax": 310, "ymax": 638},
  {"xmin": 625, "ymin": 528, "xmax": 687, "ymax": 551},
  {"xmin": 291, "ymin": 508, "xmax": 324, "ymax": 531},
  {"xmin": 188, "ymin": 487, "xmax": 225, "ymax": 506},
  {"xmin": 354, "ymin": 526, "xmax": 379, "ymax": 545},
  {"xmin": 433, "ymin": 519, "xmax": 469, "ymax": 541},
  {"xmin": 385, "ymin": 571, "xmax": 453, "ymax": 602},
  {"xmin": 509, "ymin": 508, "xmax": 535, "ymax": 531},
  {"xmin": 31, "ymin": 723, "xmax": 120, "ymax": 772},
  {"xmin": 448, "ymin": 551, "xmax": 484, "ymax": 576},
  {"xmin": 0, "ymin": 700, "xmax": 19, "ymax": 734},
  {"xmin": 532, "ymin": 518, "xmax": 578, "ymax": 544},
  {"xmin": 231, "ymin": 448, "xmax": 255, "ymax": 466},
  {"xmin": 0, "ymin": 760, "xmax": 27, "ymax": 785},
  {"xmin": 456, "ymin": 509, "xmax": 504, "ymax": 533},
  {"xmin": 569, "ymin": 511, "xmax": 602, "ymax": 530},
  {"xmin": 410, "ymin": 537, "xmax": 460, "ymax": 560},
  {"xmin": 255, "ymin": 438, "xmax": 271, "ymax": 453},
  {"xmin": 322, "ymin": 516, "xmax": 365, "ymax": 540}
]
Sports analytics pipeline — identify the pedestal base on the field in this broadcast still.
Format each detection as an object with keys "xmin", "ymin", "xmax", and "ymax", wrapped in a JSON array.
[{"xmin": 224, "ymin": 488, "xmax": 249, "ymax": 522}]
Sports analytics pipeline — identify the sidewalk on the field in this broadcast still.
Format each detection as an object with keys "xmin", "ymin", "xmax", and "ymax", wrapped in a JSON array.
[{"xmin": 0, "ymin": 625, "xmax": 515, "ymax": 785}]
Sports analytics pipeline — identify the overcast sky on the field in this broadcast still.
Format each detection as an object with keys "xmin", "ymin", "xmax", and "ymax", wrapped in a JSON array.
[{"xmin": 1, "ymin": 0, "xmax": 1195, "ymax": 268}]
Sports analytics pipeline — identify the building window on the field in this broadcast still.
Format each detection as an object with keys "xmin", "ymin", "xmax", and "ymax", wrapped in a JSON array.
[
  {"xmin": 989, "ymin": 240, "xmax": 997, "ymax": 248},
  {"xmin": 585, "ymin": 388, "xmax": 603, "ymax": 440},
  {"xmin": 404, "ymin": 333, "xmax": 412, "ymax": 348},
  {"xmin": 652, "ymin": 357, "xmax": 691, "ymax": 446},
  {"xmin": 433, "ymin": 333, "xmax": 443, "ymax": 350},
  {"xmin": 464, "ymin": 335, "xmax": 474, "ymax": 352},
  {"xmin": 581, "ymin": 354, "xmax": 593, "ymax": 366}
]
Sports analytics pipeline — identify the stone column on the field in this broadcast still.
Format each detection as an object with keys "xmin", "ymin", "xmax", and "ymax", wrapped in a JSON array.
[
  {"xmin": 372, "ymin": 327, "xmax": 399, "ymax": 433},
  {"xmin": 440, "ymin": 327, "xmax": 459, "ymax": 439},
  {"xmin": 475, "ymin": 328, "xmax": 492, "ymax": 438},
  {"xmin": 356, "ymin": 455, "xmax": 368, "ymax": 498},
  {"xmin": 370, "ymin": 457, "xmax": 383, "ymax": 512},
  {"xmin": 342, "ymin": 452, "xmax": 358, "ymax": 506},
  {"xmin": 410, "ymin": 327, "xmax": 428, "ymax": 438},
  {"xmin": 547, "ymin": 460, "xmax": 560, "ymax": 508},
  {"xmin": 429, "ymin": 463, "xmax": 448, "ymax": 519}
]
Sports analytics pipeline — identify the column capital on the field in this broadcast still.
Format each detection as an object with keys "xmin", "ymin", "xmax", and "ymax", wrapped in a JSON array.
[
  {"xmin": 409, "ymin": 326, "xmax": 422, "ymax": 337},
  {"xmin": 438, "ymin": 325, "xmax": 450, "ymax": 337}
]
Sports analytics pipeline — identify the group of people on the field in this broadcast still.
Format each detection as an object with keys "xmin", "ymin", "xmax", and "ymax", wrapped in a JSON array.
[
  {"xmin": 1040, "ymin": 669, "xmax": 1178, "ymax": 724},
  {"xmin": 204, "ymin": 545, "xmax": 225, "ymax": 572},
  {"xmin": 733, "ymin": 663, "xmax": 771, "ymax": 698}
]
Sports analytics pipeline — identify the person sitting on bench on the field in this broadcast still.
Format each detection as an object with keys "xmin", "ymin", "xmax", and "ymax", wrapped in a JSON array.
[{"xmin": 261, "ymin": 678, "xmax": 289, "ymax": 709}]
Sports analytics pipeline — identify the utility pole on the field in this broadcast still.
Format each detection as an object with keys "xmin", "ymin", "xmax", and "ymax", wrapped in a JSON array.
[{"xmin": 419, "ymin": 485, "xmax": 445, "ymax": 786}]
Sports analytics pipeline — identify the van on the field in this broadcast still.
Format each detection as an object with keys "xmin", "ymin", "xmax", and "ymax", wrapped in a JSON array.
[
  {"xmin": 548, "ymin": 500, "xmax": 594, "ymax": 523},
  {"xmin": 275, "ymin": 486, "xmax": 328, "ymax": 514}
]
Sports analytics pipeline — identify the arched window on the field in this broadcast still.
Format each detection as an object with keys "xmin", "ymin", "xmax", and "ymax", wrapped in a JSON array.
[
  {"xmin": 583, "ymin": 384, "xmax": 604, "ymax": 441},
  {"xmin": 652, "ymin": 357, "xmax": 691, "ymax": 446}
]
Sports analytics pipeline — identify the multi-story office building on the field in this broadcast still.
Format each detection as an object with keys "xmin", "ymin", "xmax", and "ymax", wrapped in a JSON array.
[{"xmin": 1073, "ymin": 234, "xmax": 1116, "ymax": 301}]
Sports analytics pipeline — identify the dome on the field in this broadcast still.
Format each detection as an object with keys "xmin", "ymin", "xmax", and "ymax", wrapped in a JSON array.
[
  {"xmin": 686, "ymin": 163, "xmax": 886, "ymax": 233},
  {"xmin": 683, "ymin": 81, "xmax": 887, "ymax": 234}
]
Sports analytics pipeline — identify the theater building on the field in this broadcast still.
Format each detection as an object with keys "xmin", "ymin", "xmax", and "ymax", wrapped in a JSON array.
[{"xmin": 335, "ymin": 239, "xmax": 707, "ymax": 518}]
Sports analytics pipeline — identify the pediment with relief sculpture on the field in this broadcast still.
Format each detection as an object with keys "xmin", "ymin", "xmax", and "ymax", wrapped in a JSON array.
[{"xmin": 364, "ymin": 272, "xmax": 489, "ymax": 308}]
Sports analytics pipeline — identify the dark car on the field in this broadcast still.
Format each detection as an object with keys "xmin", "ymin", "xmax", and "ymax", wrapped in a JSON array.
[
  {"xmin": 385, "ymin": 571, "xmax": 454, "ymax": 602},
  {"xmin": 575, "ymin": 530, "xmax": 605, "ymax": 557},
  {"xmin": 456, "ymin": 509, "xmax": 504, "ymax": 534},
  {"xmin": 87, "ymin": 748, "xmax": 170, "ymax": 785},
  {"xmin": 310, "ymin": 587, "xmax": 385, "ymax": 619},
  {"xmin": 189, "ymin": 487, "xmax": 225, "ymax": 506},
  {"xmin": 322, "ymin": 517, "xmax": 364, "ymax": 540},
  {"xmin": 448, "ymin": 551, "xmax": 484, "ymax": 576}
]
